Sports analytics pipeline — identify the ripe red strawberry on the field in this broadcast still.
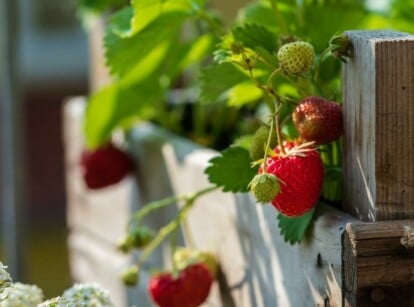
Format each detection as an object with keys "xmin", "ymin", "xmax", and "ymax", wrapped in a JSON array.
[
  {"xmin": 293, "ymin": 96, "xmax": 343, "ymax": 145},
  {"xmin": 265, "ymin": 142, "xmax": 324, "ymax": 216},
  {"xmin": 148, "ymin": 263, "xmax": 213, "ymax": 307},
  {"xmin": 80, "ymin": 142, "xmax": 134, "ymax": 189}
]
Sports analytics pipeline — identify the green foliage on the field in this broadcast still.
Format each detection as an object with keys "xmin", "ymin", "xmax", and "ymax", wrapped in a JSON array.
[
  {"xmin": 199, "ymin": 63, "xmax": 249, "ymax": 104},
  {"xmin": 277, "ymin": 208, "xmax": 315, "ymax": 244},
  {"xmin": 205, "ymin": 147, "xmax": 258, "ymax": 193},
  {"xmin": 78, "ymin": 0, "xmax": 414, "ymax": 246},
  {"xmin": 232, "ymin": 24, "xmax": 278, "ymax": 53},
  {"xmin": 104, "ymin": 8, "xmax": 189, "ymax": 77},
  {"xmin": 84, "ymin": 1, "xmax": 215, "ymax": 147}
]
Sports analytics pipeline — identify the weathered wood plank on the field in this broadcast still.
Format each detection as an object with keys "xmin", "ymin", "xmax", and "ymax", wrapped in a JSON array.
[
  {"xmin": 343, "ymin": 30, "xmax": 414, "ymax": 221},
  {"xmin": 347, "ymin": 220, "xmax": 414, "ymax": 240},
  {"xmin": 156, "ymin": 129, "xmax": 357, "ymax": 307},
  {"xmin": 343, "ymin": 220, "xmax": 414, "ymax": 306}
]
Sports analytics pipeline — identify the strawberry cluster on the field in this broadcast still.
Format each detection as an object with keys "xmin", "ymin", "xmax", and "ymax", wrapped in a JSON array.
[{"xmin": 248, "ymin": 40, "xmax": 344, "ymax": 217}]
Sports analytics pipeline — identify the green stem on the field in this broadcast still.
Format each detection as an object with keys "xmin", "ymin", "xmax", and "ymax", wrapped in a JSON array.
[
  {"xmin": 248, "ymin": 67, "xmax": 266, "ymax": 92},
  {"xmin": 274, "ymin": 106, "xmax": 286, "ymax": 155},
  {"xmin": 269, "ymin": 0, "xmax": 288, "ymax": 35},
  {"xmin": 132, "ymin": 195, "xmax": 185, "ymax": 225},
  {"xmin": 314, "ymin": 48, "xmax": 330, "ymax": 94},
  {"xmin": 267, "ymin": 67, "xmax": 282, "ymax": 89},
  {"xmin": 138, "ymin": 201, "xmax": 194, "ymax": 267},
  {"xmin": 251, "ymin": 65, "xmax": 285, "ymax": 156},
  {"xmin": 182, "ymin": 217, "xmax": 195, "ymax": 248},
  {"xmin": 262, "ymin": 115, "xmax": 276, "ymax": 172},
  {"xmin": 264, "ymin": 95, "xmax": 276, "ymax": 114},
  {"xmin": 170, "ymin": 222, "xmax": 179, "ymax": 275},
  {"xmin": 135, "ymin": 186, "xmax": 218, "ymax": 267},
  {"xmin": 132, "ymin": 186, "xmax": 218, "ymax": 225}
]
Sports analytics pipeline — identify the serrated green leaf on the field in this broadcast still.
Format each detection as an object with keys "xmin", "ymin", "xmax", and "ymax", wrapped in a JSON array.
[
  {"xmin": 237, "ymin": 3, "xmax": 279, "ymax": 30},
  {"xmin": 127, "ymin": 0, "xmax": 193, "ymax": 37},
  {"xmin": 205, "ymin": 147, "xmax": 258, "ymax": 193},
  {"xmin": 233, "ymin": 135, "xmax": 253, "ymax": 151},
  {"xmin": 164, "ymin": 34, "xmax": 215, "ymax": 80},
  {"xmin": 255, "ymin": 46, "xmax": 278, "ymax": 68},
  {"xmin": 199, "ymin": 63, "xmax": 248, "ymax": 103},
  {"xmin": 301, "ymin": 3, "xmax": 366, "ymax": 52},
  {"xmin": 84, "ymin": 84, "xmax": 119, "ymax": 149},
  {"xmin": 232, "ymin": 24, "xmax": 277, "ymax": 53},
  {"xmin": 277, "ymin": 208, "xmax": 315, "ymax": 245},
  {"xmin": 228, "ymin": 82, "xmax": 263, "ymax": 107},
  {"xmin": 105, "ymin": 9, "xmax": 188, "ymax": 77}
]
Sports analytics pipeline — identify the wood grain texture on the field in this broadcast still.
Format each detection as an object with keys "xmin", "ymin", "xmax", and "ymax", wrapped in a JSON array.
[
  {"xmin": 342, "ymin": 30, "xmax": 414, "ymax": 221},
  {"xmin": 343, "ymin": 220, "xmax": 414, "ymax": 306},
  {"xmin": 157, "ymin": 125, "xmax": 357, "ymax": 307}
]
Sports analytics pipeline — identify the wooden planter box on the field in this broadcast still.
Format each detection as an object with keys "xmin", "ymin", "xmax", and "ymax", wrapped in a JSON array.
[{"xmin": 64, "ymin": 31, "xmax": 414, "ymax": 307}]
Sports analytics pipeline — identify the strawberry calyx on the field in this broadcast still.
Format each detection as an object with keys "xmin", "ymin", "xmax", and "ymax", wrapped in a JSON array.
[{"xmin": 270, "ymin": 140, "xmax": 317, "ymax": 158}]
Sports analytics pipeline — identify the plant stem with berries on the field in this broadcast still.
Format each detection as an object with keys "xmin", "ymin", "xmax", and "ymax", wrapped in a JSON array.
[{"xmin": 130, "ymin": 185, "xmax": 218, "ymax": 273}]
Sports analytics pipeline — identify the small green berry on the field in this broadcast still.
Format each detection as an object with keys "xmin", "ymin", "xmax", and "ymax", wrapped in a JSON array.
[
  {"xmin": 117, "ymin": 235, "xmax": 133, "ymax": 253},
  {"xmin": 130, "ymin": 226, "xmax": 154, "ymax": 248},
  {"xmin": 249, "ymin": 173, "xmax": 280, "ymax": 203},
  {"xmin": 117, "ymin": 226, "xmax": 154, "ymax": 253},
  {"xmin": 121, "ymin": 265, "xmax": 139, "ymax": 286},
  {"xmin": 277, "ymin": 41, "xmax": 315, "ymax": 75}
]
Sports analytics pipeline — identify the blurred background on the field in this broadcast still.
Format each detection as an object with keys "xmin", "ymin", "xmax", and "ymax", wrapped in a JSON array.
[
  {"xmin": 0, "ymin": 0, "xmax": 252, "ymax": 298},
  {"xmin": 0, "ymin": 0, "xmax": 409, "ymax": 300},
  {"xmin": 0, "ymin": 0, "xmax": 88, "ymax": 297}
]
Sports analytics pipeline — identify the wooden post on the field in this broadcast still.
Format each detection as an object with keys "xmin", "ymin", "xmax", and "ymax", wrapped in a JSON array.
[
  {"xmin": 343, "ymin": 221, "xmax": 414, "ymax": 306},
  {"xmin": 343, "ymin": 30, "xmax": 414, "ymax": 221}
]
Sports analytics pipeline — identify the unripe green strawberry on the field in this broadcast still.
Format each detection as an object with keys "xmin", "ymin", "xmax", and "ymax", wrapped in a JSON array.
[
  {"xmin": 249, "ymin": 173, "xmax": 280, "ymax": 203},
  {"xmin": 293, "ymin": 96, "xmax": 343, "ymax": 145},
  {"xmin": 117, "ymin": 226, "xmax": 154, "ymax": 253},
  {"xmin": 173, "ymin": 248, "xmax": 218, "ymax": 277},
  {"xmin": 277, "ymin": 41, "xmax": 315, "ymax": 75},
  {"xmin": 121, "ymin": 265, "xmax": 140, "ymax": 286},
  {"xmin": 249, "ymin": 125, "xmax": 278, "ymax": 161}
]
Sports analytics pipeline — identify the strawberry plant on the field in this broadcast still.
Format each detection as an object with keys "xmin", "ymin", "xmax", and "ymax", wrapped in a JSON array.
[{"xmin": 76, "ymin": 0, "xmax": 414, "ymax": 304}]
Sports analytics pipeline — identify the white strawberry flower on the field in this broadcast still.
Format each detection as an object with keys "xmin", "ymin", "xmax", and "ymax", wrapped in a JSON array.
[
  {"xmin": 60, "ymin": 283, "xmax": 114, "ymax": 307},
  {"xmin": 0, "ymin": 282, "xmax": 43, "ymax": 307}
]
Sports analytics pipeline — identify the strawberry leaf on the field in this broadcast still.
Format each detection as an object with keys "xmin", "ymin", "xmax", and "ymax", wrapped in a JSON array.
[
  {"xmin": 105, "ymin": 8, "xmax": 188, "ymax": 77},
  {"xmin": 205, "ymin": 147, "xmax": 258, "ymax": 193},
  {"xmin": 231, "ymin": 23, "xmax": 277, "ymax": 53},
  {"xmin": 199, "ymin": 63, "xmax": 248, "ymax": 104},
  {"xmin": 277, "ymin": 208, "xmax": 315, "ymax": 245}
]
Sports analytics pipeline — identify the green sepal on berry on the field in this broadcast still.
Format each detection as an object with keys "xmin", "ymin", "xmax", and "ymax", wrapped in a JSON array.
[
  {"xmin": 277, "ymin": 41, "xmax": 315, "ymax": 76},
  {"xmin": 249, "ymin": 173, "xmax": 280, "ymax": 204},
  {"xmin": 173, "ymin": 248, "xmax": 218, "ymax": 277},
  {"xmin": 328, "ymin": 33, "xmax": 352, "ymax": 63}
]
